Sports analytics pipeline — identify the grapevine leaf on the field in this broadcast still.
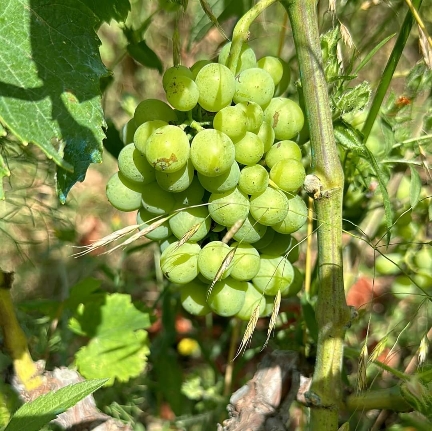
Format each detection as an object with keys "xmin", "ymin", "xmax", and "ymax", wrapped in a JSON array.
[
  {"xmin": 0, "ymin": 0, "xmax": 108, "ymax": 204},
  {"xmin": 409, "ymin": 166, "xmax": 422, "ymax": 209},
  {"xmin": 79, "ymin": 0, "xmax": 131, "ymax": 23},
  {"xmin": 127, "ymin": 40, "xmax": 163, "ymax": 73},
  {"xmin": 68, "ymin": 293, "xmax": 152, "ymax": 338},
  {"xmin": 4, "ymin": 379, "xmax": 107, "ymax": 431},
  {"xmin": 74, "ymin": 330, "xmax": 150, "ymax": 386}
]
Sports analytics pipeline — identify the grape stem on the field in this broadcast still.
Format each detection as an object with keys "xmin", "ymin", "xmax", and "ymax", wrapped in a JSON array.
[
  {"xmin": 226, "ymin": 0, "xmax": 280, "ymax": 74},
  {"xmin": 281, "ymin": 1, "xmax": 351, "ymax": 429}
]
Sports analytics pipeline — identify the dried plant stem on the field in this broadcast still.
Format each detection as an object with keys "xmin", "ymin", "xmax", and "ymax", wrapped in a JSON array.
[
  {"xmin": 282, "ymin": 1, "xmax": 350, "ymax": 429},
  {"xmin": 0, "ymin": 271, "xmax": 42, "ymax": 391}
]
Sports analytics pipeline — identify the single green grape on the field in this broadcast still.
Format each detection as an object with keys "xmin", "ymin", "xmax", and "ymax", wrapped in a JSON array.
[
  {"xmin": 269, "ymin": 158, "xmax": 305, "ymax": 192},
  {"xmin": 165, "ymin": 75, "xmax": 199, "ymax": 111},
  {"xmin": 195, "ymin": 63, "xmax": 235, "ymax": 112},
  {"xmin": 121, "ymin": 118, "xmax": 137, "ymax": 145},
  {"xmin": 162, "ymin": 65, "xmax": 194, "ymax": 90},
  {"xmin": 174, "ymin": 176, "xmax": 206, "ymax": 206},
  {"xmin": 218, "ymin": 41, "xmax": 257, "ymax": 74},
  {"xmin": 160, "ymin": 241, "xmax": 201, "ymax": 284},
  {"xmin": 252, "ymin": 227, "xmax": 275, "ymax": 250},
  {"xmin": 264, "ymin": 97, "xmax": 304, "ymax": 140},
  {"xmin": 169, "ymin": 205, "xmax": 211, "ymax": 242},
  {"xmin": 252, "ymin": 254, "xmax": 294, "ymax": 296},
  {"xmin": 259, "ymin": 233, "xmax": 294, "ymax": 256},
  {"xmin": 281, "ymin": 266, "xmax": 303, "ymax": 297},
  {"xmin": 198, "ymin": 241, "xmax": 233, "ymax": 281},
  {"xmin": 180, "ymin": 279, "xmax": 211, "ymax": 316},
  {"xmin": 208, "ymin": 187, "xmax": 250, "ymax": 227},
  {"xmin": 137, "ymin": 207, "xmax": 172, "ymax": 241},
  {"xmin": 106, "ymin": 172, "xmax": 144, "ymax": 212},
  {"xmin": 230, "ymin": 242, "xmax": 261, "ymax": 281},
  {"xmin": 213, "ymin": 105, "xmax": 247, "ymax": 141},
  {"xmin": 236, "ymin": 101, "xmax": 264, "ymax": 133},
  {"xmin": 134, "ymin": 99, "xmax": 178, "ymax": 126},
  {"xmin": 272, "ymin": 195, "xmax": 308, "ymax": 234},
  {"xmin": 141, "ymin": 181, "xmax": 176, "ymax": 215},
  {"xmin": 118, "ymin": 143, "xmax": 156, "ymax": 184},
  {"xmin": 233, "ymin": 68, "xmax": 275, "ymax": 107},
  {"xmin": 197, "ymin": 162, "xmax": 240, "ymax": 193},
  {"xmin": 234, "ymin": 132, "xmax": 264, "ymax": 166},
  {"xmin": 375, "ymin": 253, "xmax": 403, "ymax": 276},
  {"xmin": 249, "ymin": 187, "xmax": 289, "ymax": 226},
  {"xmin": 207, "ymin": 277, "xmax": 248, "ymax": 317},
  {"xmin": 238, "ymin": 164, "xmax": 269, "ymax": 196},
  {"xmin": 134, "ymin": 120, "xmax": 168, "ymax": 155},
  {"xmin": 257, "ymin": 56, "xmax": 284, "ymax": 86},
  {"xmin": 146, "ymin": 125, "xmax": 190, "ymax": 173},
  {"xmin": 235, "ymin": 282, "xmax": 266, "ymax": 321},
  {"xmin": 265, "ymin": 140, "xmax": 302, "ymax": 168},
  {"xmin": 257, "ymin": 120, "xmax": 275, "ymax": 153},
  {"xmin": 190, "ymin": 129, "xmax": 235, "ymax": 177},
  {"xmin": 232, "ymin": 214, "xmax": 267, "ymax": 244},
  {"xmin": 155, "ymin": 159, "xmax": 194, "ymax": 193}
]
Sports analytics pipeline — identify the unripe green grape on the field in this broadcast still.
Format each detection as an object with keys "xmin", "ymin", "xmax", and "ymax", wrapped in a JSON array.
[
  {"xmin": 257, "ymin": 120, "xmax": 275, "ymax": 153},
  {"xmin": 252, "ymin": 227, "xmax": 275, "ymax": 250},
  {"xmin": 235, "ymin": 282, "xmax": 265, "ymax": 321},
  {"xmin": 165, "ymin": 75, "xmax": 199, "ymax": 111},
  {"xmin": 146, "ymin": 125, "xmax": 190, "ymax": 173},
  {"xmin": 118, "ymin": 143, "xmax": 156, "ymax": 184},
  {"xmin": 236, "ymin": 101, "xmax": 263, "ymax": 133},
  {"xmin": 169, "ymin": 205, "xmax": 211, "ymax": 242},
  {"xmin": 174, "ymin": 176, "xmax": 206, "ymax": 206},
  {"xmin": 198, "ymin": 241, "xmax": 233, "ymax": 281},
  {"xmin": 261, "ymin": 295, "xmax": 275, "ymax": 317},
  {"xmin": 249, "ymin": 187, "xmax": 289, "ymax": 226},
  {"xmin": 270, "ymin": 159, "xmax": 305, "ymax": 192},
  {"xmin": 207, "ymin": 277, "xmax": 248, "ymax": 317},
  {"xmin": 137, "ymin": 207, "xmax": 172, "ymax": 241},
  {"xmin": 180, "ymin": 279, "xmax": 211, "ymax": 316},
  {"xmin": 286, "ymin": 236, "xmax": 300, "ymax": 262},
  {"xmin": 274, "ymin": 59, "xmax": 291, "ymax": 96},
  {"xmin": 252, "ymin": 255, "xmax": 294, "ymax": 296},
  {"xmin": 134, "ymin": 99, "xmax": 178, "ymax": 126},
  {"xmin": 281, "ymin": 266, "xmax": 303, "ymax": 297},
  {"xmin": 162, "ymin": 65, "xmax": 194, "ymax": 90},
  {"xmin": 141, "ymin": 182, "xmax": 176, "ymax": 215},
  {"xmin": 134, "ymin": 120, "xmax": 168, "ymax": 155},
  {"xmin": 195, "ymin": 63, "xmax": 235, "ymax": 112},
  {"xmin": 234, "ymin": 132, "xmax": 264, "ymax": 166},
  {"xmin": 259, "ymin": 233, "xmax": 294, "ymax": 256},
  {"xmin": 414, "ymin": 246, "xmax": 432, "ymax": 272},
  {"xmin": 264, "ymin": 97, "xmax": 304, "ymax": 140},
  {"xmin": 230, "ymin": 242, "xmax": 260, "ymax": 281},
  {"xmin": 190, "ymin": 59, "xmax": 212, "ymax": 79},
  {"xmin": 208, "ymin": 187, "xmax": 250, "ymax": 227},
  {"xmin": 238, "ymin": 165, "xmax": 269, "ymax": 195},
  {"xmin": 213, "ymin": 105, "xmax": 247, "ymax": 141},
  {"xmin": 413, "ymin": 272, "xmax": 432, "ymax": 289},
  {"xmin": 233, "ymin": 68, "xmax": 275, "ymax": 107},
  {"xmin": 159, "ymin": 235, "xmax": 178, "ymax": 253},
  {"xmin": 272, "ymin": 195, "xmax": 308, "ymax": 234},
  {"xmin": 257, "ymin": 56, "xmax": 284, "ymax": 86},
  {"xmin": 391, "ymin": 275, "xmax": 417, "ymax": 296},
  {"xmin": 198, "ymin": 162, "xmax": 240, "ymax": 193},
  {"xmin": 160, "ymin": 241, "xmax": 201, "ymax": 284},
  {"xmin": 155, "ymin": 159, "xmax": 194, "ymax": 193},
  {"xmin": 375, "ymin": 253, "xmax": 403, "ymax": 276},
  {"xmin": 121, "ymin": 118, "xmax": 137, "ymax": 145},
  {"xmin": 106, "ymin": 172, "xmax": 144, "ymax": 212},
  {"xmin": 232, "ymin": 215, "xmax": 267, "ymax": 244},
  {"xmin": 265, "ymin": 140, "xmax": 302, "ymax": 168},
  {"xmin": 218, "ymin": 41, "xmax": 257, "ymax": 74},
  {"xmin": 191, "ymin": 129, "xmax": 235, "ymax": 177}
]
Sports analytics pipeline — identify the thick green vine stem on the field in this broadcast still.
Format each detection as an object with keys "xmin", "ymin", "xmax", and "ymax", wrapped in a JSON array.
[
  {"xmin": 281, "ymin": 1, "xmax": 351, "ymax": 429},
  {"xmin": 226, "ymin": 0, "xmax": 279, "ymax": 74}
]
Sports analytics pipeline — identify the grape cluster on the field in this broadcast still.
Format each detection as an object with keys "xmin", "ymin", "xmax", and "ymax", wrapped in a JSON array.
[{"xmin": 106, "ymin": 42, "xmax": 307, "ymax": 320}]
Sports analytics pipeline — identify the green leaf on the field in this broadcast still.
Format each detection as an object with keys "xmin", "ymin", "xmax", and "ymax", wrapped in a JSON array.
[
  {"xmin": 334, "ymin": 121, "xmax": 365, "ymax": 153},
  {"xmin": 400, "ymin": 376, "xmax": 432, "ymax": 420},
  {"xmin": 80, "ymin": 0, "xmax": 131, "ymax": 23},
  {"xmin": 0, "ymin": 0, "xmax": 108, "ymax": 203},
  {"xmin": 64, "ymin": 277, "xmax": 103, "ymax": 312},
  {"xmin": 4, "ymin": 379, "xmax": 107, "ymax": 431},
  {"xmin": 335, "ymin": 82, "xmax": 371, "ymax": 115},
  {"xmin": 409, "ymin": 166, "xmax": 422, "ymax": 209},
  {"xmin": 127, "ymin": 40, "xmax": 163, "ymax": 73},
  {"xmin": 301, "ymin": 296, "xmax": 318, "ymax": 343},
  {"xmin": 68, "ymin": 293, "xmax": 152, "ymax": 338},
  {"xmin": 75, "ymin": 329, "xmax": 150, "ymax": 386}
]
